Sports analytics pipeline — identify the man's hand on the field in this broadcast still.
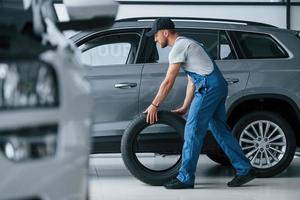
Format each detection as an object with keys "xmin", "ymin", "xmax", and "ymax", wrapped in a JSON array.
[
  {"xmin": 144, "ymin": 104, "xmax": 158, "ymax": 124},
  {"xmin": 171, "ymin": 107, "xmax": 188, "ymax": 115}
]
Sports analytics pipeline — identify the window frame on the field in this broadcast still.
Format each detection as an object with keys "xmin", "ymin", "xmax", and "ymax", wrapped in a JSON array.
[
  {"xmin": 141, "ymin": 27, "xmax": 238, "ymax": 64},
  {"xmin": 77, "ymin": 29, "xmax": 143, "ymax": 66},
  {"xmin": 218, "ymin": 30, "xmax": 238, "ymax": 60}
]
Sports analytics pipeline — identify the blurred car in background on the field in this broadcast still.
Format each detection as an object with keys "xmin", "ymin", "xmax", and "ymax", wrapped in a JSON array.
[{"xmin": 0, "ymin": 0, "xmax": 118, "ymax": 199}]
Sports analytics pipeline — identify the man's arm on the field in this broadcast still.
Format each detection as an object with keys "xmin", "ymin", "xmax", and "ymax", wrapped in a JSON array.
[
  {"xmin": 172, "ymin": 76, "xmax": 195, "ymax": 115},
  {"xmin": 145, "ymin": 63, "xmax": 181, "ymax": 124},
  {"xmin": 152, "ymin": 63, "xmax": 181, "ymax": 106}
]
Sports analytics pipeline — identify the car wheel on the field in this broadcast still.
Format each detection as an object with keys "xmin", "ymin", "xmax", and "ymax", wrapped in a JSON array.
[
  {"xmin": 121, "ymin": 111, "xmax": 185, "ymax": 186},
  {"xmin": 232, "ymin": 111, "xmax": 296, "ymax": 177}
]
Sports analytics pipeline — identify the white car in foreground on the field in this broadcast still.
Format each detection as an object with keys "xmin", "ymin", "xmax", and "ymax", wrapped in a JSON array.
[{"xmin": 0, "ymin": 0, "xmax": 118, "ymax": 199}]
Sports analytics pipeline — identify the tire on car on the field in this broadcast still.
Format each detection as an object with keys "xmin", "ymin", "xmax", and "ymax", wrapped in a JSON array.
[
  {"xmin": 232, "ymin": 111, "xmax": 296, "ymax": 177},
  {"xmin": 121, "ymin": 111, "xmax": 185, "ymax": 186}
]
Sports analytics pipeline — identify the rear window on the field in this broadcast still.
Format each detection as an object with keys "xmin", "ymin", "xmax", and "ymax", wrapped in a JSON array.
[{"xmin": 233, "ymin": 31, "xmax": 288, "ymax": 59}]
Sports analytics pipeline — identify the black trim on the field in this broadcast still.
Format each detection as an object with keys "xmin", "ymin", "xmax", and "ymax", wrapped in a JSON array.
[
  {"xmin": 134, "ymin": 28, "xmax": 146, "ymax": 64},
  {"xmin": 287, "ymin": 0, "xmax": 291, "ymax": 30},
  {"xmin": 91, "ymin": 133, "xmax": 182, "ymax": 154},
  {"xmin": 91, "ymin": 135, "xmax": 122, "ymax": 153},
  {"xmin": 118, "ymin": 1, "xmax": 287, "ymax": 6},
  {"xmin": 91, "ymin": 133, "xmax": 222, "ymax": 154},
  {"xmin": 227, "ymin": 31, "xmax": 244, "ymax": 59},
  {"xmin": 118, "ymin": 1, "xmax": 300, "ymax": 6},
  {"xmin": 218, "ymin": 30, "xmax": 237, "ymax": 60},
  {"xmin": 217, "ymin": 31, "xmax": 221, "ymax": 60},
  {"xmin": 74, "ymin": 28, "xmax": 142, "ymax": 47},
  {"xmin": 0, "ymin": 8, "xmax": 32, "ymax": 30},
  {"xmin": 227, "ymin": 94, "xmax": 300, "ymax": 122},
  {"xmin": 224, "ymin": 30, "xmax": 239, "ymax": 59}
]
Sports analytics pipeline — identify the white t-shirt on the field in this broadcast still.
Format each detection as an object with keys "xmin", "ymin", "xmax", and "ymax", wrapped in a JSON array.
[{"xmin": 168, "ymin": 36, "xmax": 214, "ymax": 76}]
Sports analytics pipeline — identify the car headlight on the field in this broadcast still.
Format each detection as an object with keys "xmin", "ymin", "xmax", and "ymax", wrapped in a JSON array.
[
  {"xmin": 0, "ymin": 61, "xmax": 59, "ymax": 109},
  {"xmin": 0, "ymin": 125, "xmax": 57, "ymax": 162}
]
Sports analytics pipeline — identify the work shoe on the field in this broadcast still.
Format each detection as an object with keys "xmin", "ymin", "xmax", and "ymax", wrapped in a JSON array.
[
  {"xmin": 227, "ymin": 169, "xmax": 256, "ymax": 187},
  {"xmin": 164, "ymin": 178, "xmax": 194, "ymax": 189}
]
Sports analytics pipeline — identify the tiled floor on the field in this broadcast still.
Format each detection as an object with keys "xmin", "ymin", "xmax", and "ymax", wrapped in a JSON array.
[{"xmin": 89, "ymin": 154, "xmax": 300, "ymax": 200}]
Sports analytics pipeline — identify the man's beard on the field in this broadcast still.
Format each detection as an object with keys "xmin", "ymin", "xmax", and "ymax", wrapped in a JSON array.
[{"xmin": 160, "ymin": 40, "xmax": 168, "ymax": 48}]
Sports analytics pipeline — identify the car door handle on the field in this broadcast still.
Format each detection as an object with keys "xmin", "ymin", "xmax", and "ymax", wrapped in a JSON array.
[
  {"xmin": 225, "ymin": 78, "xmax": 239, "ymax": 85},
  {"xmin": 114, "ymin": 82, "xmax": 137, "ymax": 89}
]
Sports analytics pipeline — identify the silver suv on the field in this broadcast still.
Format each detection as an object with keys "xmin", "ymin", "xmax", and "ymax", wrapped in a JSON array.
[{"xmin": 72, "ymin": 17, "xmax": 300, "ymax": 178}]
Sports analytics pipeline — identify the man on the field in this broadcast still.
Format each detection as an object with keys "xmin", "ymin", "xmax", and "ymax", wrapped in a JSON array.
[{"xmin": 144, "ymin": 17, "xmax": 256, "ymax": 189}]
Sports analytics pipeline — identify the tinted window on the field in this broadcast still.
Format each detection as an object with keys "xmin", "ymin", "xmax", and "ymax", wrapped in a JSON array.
[
  {"xmin": 139, "ymin": 36, "xmax": 171, "ymax": 64},
  {"xmin": 79, "ymin": 33, "xmax": 140, "ymax": 66},
  {"xmin": 233, "ymin": 32, "xmax": 288, "ymax": 59},
  {"xmin": 220, "ymin": 31, "xmax": 236, "ymax": 60},
  {"xmin": 156, "ymin": 43, "xmax": 172, "ymax": 63},
  {"xmin": 144, "ymin": 29, "xmax": 236, "ymax": 64},
  {"xmin": 183, "ymin": 30, "xmax": 219, "ymax": 60},
  {"xmin": 146, "ymin": 30, "xmax": 219, "ymax": 64}
]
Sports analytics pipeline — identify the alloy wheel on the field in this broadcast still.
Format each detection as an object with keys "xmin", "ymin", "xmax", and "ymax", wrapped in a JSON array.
[{"xmin": 239, "ymin": 120, "xmax": 286, "ymax": 169}]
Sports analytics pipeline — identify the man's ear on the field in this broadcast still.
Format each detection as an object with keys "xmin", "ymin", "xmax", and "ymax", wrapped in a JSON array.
[{"xmin": 163, "ymin": 30, "xmax": 169, "ymax": 37}]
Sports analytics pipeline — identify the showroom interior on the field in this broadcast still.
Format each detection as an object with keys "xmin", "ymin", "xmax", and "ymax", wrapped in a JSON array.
[{"xmin": 1, "ymin": 0, "xmax": 300, "ymax": 200}]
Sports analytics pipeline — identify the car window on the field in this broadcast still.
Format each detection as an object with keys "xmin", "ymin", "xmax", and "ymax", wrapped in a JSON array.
[
  {"xmin": 138, "ymin": 35, "xmax": 171, "ymax": 64},
  {"xmin": 183, "ymin": 30, "xmax": 218, "ymax": 60},
  {"xmin": 81, "ymin": 43, "xmax": 131, "ymax": 66},
  {"xmin": 79, "ymin": 33, "xmax": 140, "ymax": 66},
  {"xmin": 233, "ymin": 31, "xmax": 288, "ymax": 59},
  {"xmin": 155, "ymin": 43, "xmax": 172, "ymax": 63},
  {"xmin": 220, "ymin": 31, "xmax": 236, "ymax": 60},
  {"xmin": 145, "ymin": 30, "xmax": 219, "ymax": 64},
  {"xmin": 144, "ymin": 29, "xmax": 236, "ymax": 64}
]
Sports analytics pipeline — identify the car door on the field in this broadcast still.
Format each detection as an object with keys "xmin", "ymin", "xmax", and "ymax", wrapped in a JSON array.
[
  {"xmin": 180, "ymin": 29, "xmax": 250, "ymax": 153},
  {"xmin": 139, "ymin": 28, "xmax": 250, "ymax": 153},
  {"xmin": 139, "ymin": 29, "xmax": 249, "ymax": 113},
  {"xmin": 78, "ymin": 31, "xmax": 143, "ymax": 138},
  {"xmin": 139, "ymin": 34, "xmax": 186, "ymax": 113},
  {"xmin": 182, "ymin": 29, "xmax": 250, "ymax": 106}
]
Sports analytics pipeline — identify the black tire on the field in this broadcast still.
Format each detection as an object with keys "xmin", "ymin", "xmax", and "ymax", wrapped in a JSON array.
[
  {"xmin": 232, "ymin": 111, "xmax": 296, "ymax": 178},
  {"xmin": 206, "ymin": 153, "xmax": 231, "ymax": 166},
  {"xmin": 121, "ymin": 111, "xmax": 185, "ymax": 186}
]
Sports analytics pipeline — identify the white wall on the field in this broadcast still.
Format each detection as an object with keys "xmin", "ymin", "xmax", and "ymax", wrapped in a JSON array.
[
  {"xmin": 291, "ymin": 6, "xmax": 300, "ymax": 30},
  {"xmin": 116, "ymin": 2, "xmax": 300, "ymax": 30}
]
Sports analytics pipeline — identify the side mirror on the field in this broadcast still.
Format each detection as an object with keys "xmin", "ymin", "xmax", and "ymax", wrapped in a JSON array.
[{"xmin": 57, "ymin": 0, "xmax": 118, "ymax": 30}]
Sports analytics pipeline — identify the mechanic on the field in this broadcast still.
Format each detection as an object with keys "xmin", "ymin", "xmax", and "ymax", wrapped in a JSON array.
[{"xmin": 144, "ymin": 17, "xmax": 256, "ymax": 189}]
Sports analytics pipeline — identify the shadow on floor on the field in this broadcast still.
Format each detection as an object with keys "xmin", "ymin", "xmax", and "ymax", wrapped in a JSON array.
[{"xmin": 200, "ymin": 157, "xmax": 300, "ymax": 178}]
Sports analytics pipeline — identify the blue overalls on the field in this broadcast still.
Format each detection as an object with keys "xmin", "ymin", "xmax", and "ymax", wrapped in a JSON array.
[{"xmin": 177, "ymin": 64, "xmax": 252, "ymax": 185}]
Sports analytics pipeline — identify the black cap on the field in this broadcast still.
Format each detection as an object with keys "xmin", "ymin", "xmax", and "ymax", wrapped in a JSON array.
[{"xmin": 146, "ymin": 17, "xmax": 175, "ymax": 37}]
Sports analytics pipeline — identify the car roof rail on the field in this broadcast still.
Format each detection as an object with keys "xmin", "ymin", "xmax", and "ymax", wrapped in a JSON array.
[{"xmin": 115, "ymin": 17, "xmax": 277, "ymax": 28}]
